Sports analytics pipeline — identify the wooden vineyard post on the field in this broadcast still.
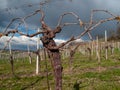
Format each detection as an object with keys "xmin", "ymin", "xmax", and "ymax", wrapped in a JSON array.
[
  {"xmin": 117, "ymin": 42, "xmax": 120, "ymax": 51},
  {"xmin": 91, "ymin": 40, "xmax": 94, "ymax": 56},
  {"xmin": 105, "ymin": 30, "xmax": 108, "ymax": 60},
  {"xmin": 96, "ymin": 36, "xmax": 101, "ymax": 72},
  {"xmin": 110, "ymin": 42, "xmax": 114, "ymax": 55},
  {"xmin": 88, "ymin": 42, "xmax": 92, "ymax": 60},
  {"xmin": 36, "ymin": 28, "xmax": 41, "ymax": 75},
  {"xmin": 27, "ymin": 44, "xmax": 32, "ymax": 64},
  {"xmin": 40, "ymin": 48, "xmax": 44, "ymax": 61},
  {"xmin": 112, "ymin": 42, "xmax": 114, "ymax": 54},
  {"xmin": 99, "ymin": 42, "xmax": 102, "ymax": 57}
]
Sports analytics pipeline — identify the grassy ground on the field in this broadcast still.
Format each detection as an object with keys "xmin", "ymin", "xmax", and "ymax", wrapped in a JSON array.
[{"xmin": 0, "ymin": 48, "xmax": 120, "ymax": 90}]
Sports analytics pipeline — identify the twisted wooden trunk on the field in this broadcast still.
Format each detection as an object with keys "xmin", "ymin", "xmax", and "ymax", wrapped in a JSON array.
[
  {"xmin": 49, "ymin": 50, "xmax": 62, "ymax": 90},
  {"xmin": 41, "ymin": 36, "xmax": 62, "ymax": 90}
]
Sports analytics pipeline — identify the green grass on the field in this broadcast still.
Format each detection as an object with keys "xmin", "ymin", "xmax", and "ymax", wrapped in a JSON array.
[{"xmin": 0, "ymin": 48, "xmax": 120, "ymax": 90}]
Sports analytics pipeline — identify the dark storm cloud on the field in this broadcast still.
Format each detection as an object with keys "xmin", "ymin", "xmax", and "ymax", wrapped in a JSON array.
[{"xmin": 0, "ymin": 0, "xmax": 120, "ymax": 39}]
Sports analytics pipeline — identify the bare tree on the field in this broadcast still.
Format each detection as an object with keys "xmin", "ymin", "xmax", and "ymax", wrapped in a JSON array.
[
  {"xmin": 1, "ymin": 9, "xmax": 120, "ymax": 90},
  {"xmin": 1, "ymin": 10, "xmax": 81, "ymax": 90}
]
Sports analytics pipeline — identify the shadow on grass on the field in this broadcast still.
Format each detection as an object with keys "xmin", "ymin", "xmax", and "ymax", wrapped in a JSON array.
[
  {"xmin": 21, "ymin": 77, "xmax": 42, "ymax": 90},
  {"xmin": 73, "ymin": 81, "xmax": 90, "ymax": 90}
]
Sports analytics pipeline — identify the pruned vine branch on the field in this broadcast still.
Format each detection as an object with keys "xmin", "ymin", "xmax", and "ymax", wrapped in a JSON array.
[
  {"xmin": 86, "ymin": 9, "xmax": 118, "ymax": 40},
  {"xmin": 57, "ymin": 12, "xmax": 84, "ymax": 27},
  {"xmin": 90, "ymin": 9, "xmax": 116, "ymax": 26},
  {"xmin": 1, "ymin": 10, "xmax": 120, "ymax": 46},
  {"xmin": 4, "ymin": 29, "xmax": 46, "ymax": 37}
]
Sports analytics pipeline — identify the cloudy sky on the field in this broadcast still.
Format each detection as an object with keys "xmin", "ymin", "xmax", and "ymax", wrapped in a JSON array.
[{"xmin": 0, "ymin": 0, "xmax": 120, "ymax": 50}]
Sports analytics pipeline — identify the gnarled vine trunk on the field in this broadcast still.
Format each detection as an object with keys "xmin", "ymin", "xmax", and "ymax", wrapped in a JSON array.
[
  {"xmin": 43, "ymin": 39, "xmax": 62, "ymax": 90},
  {"xmin": 49, "ymin": 50, "xmax": 62, "ymax": 90},
  {"xmin": 39, "ymin": 19, "xmax": 64, "ymax": 89}
]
